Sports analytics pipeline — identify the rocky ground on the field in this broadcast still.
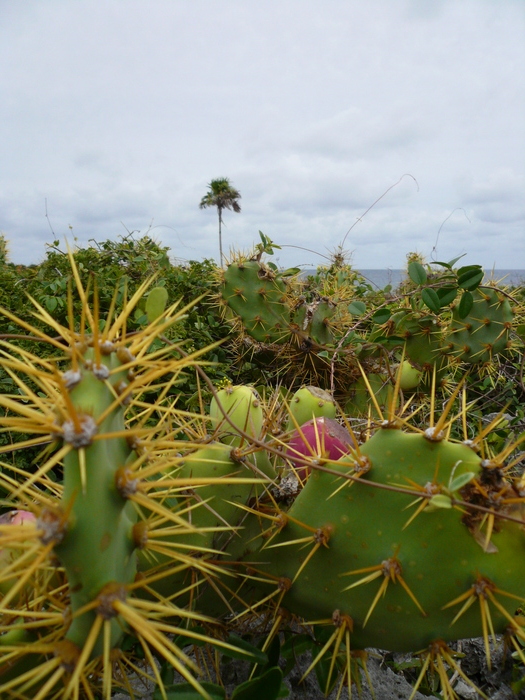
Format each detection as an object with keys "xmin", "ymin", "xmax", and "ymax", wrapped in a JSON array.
[{"xmin": 111, "ymin": 636, "xmax": 524, "ymax": 700}]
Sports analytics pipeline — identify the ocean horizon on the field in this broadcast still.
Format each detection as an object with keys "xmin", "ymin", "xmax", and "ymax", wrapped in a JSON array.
[
  {"xmin": 357, "ymin": 269, "xmax": 525, "ymax": 290},
  {"xmin": 300, "ymin": 269, "xmax": 525, "ymax": 290}
]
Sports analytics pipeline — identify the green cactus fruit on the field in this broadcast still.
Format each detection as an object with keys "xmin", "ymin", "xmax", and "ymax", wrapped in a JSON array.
[
  {"xmin": 221, "ymin": 260, "xmax": 293, "ymax": 344},
  {"xmin": 210, "ymin": 385, "xmax": 264, "ymax": 446},
  {"xmin": 449, "ymin": 288, "xmax": 514, "ymax": 363},
  {"xmin": 208, "ymin": 385, "xmax": 277, "ymax": 486},
  {"xmin": 398, "ymin": 359, "xmax": 422, "ymax": 391},
  {"xmin": 0, "ymin": 511, "xmax": 38, "ymax": 596},
  {"xmin": 286, "ymin": 386, "xmax": 337, "ymax": 430},
  {"xmin": 254, "ymin": 426, "xmax": 525, "ymax": 652},
  {"xmin": 395, "ymin": 313, "xmax": 451, "ymax": 387}
]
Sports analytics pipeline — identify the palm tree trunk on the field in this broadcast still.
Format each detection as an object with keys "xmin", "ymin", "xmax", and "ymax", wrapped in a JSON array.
[{"xmin": 218, "ymin": 207, "xmax": 223, "ymax": 268}]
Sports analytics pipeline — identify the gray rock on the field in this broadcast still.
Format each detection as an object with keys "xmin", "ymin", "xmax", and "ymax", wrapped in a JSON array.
[{"xmin": 109, "ymin": 636, "xmax": 522, "ymax": 699}]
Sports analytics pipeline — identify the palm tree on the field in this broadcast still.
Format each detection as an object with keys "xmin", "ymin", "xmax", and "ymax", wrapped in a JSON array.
[{"xmin": 199, "ymin": 178, "xmax": 241, "ymax": 266}]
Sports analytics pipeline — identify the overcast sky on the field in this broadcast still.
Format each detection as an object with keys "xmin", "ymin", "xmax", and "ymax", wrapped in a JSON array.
[{"xmin": 1, "ymin": 0, "xmax": 524, "ymax": 271}]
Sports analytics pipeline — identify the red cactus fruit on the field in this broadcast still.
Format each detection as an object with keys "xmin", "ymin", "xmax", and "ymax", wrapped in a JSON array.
[
  {"xmin": 286, "ymin": 417, "xmax": 356, "ymax": 481},
  {"xmin": 0, "ymin": 510, "xmax": 37, "ymax": 596},
  {"xmin": 0, "ymin": 509, "xmax": 36, "ymax": 527}
]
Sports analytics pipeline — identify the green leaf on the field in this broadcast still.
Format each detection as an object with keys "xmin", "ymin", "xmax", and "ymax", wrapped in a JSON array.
[
  {"xmin": 45, "ymin": 296, "xmax": 58, "ymax": 312},
  {"xmin": 372, "ymin": 308, "xmax": 392, "ymax": 325},
  {"xmin": 218, "ymin": 633, "xmax": 268, "ymax": 664},
  {"xmin": 446, "ymin": 253, "xmax": 466, "ymax": 268},
  {"xmin": 146, "ymin": 286, "xmax": 169, "ymax": 322},
  {"xmin": 457, "ymin": 266, "xmax": 484, "ymax": 290},
  {"xmin": 263, "ymin": 634, "xmax": 281, "ymax": 671},
  {"xmin": 314, "ymin": 655, "xmax": 339, "ymax": 696},
  {"xmin": 436, "ymin": 285, "xmax": 458, "ymax": 307},
  {"xmin": 457, "ymin": 290, "xmax": 474, "ymax": 318},
  {"xmin": 153, "ymin": 681, "xmax": 226, "ymax": 700},
  {"xmin": 421, "ymin": 288, "xmax": 441, "ymax": 313},
  {"xmin": 231, "ymin": 667, "xmax": 284, "ymax": 700},
  {"xmin": 428, "ymin": 494, "xmax": 452, "ymax": 509},
  {"xmin": 408, "ymin": 261, "xmax": 427, "ymax": 285},
  {"xmin": 348, "ymin": 300, "xmax": 366, "ymax": 316},
  {"xmin": 449, "ymin": 471, "xmax": 476, "ymax": 492},
  {"xmin": 457, "ymin": 264, "xmax": 480, "ymax": 275},
  {"xmin": 258, "ymin": 231, "xmax": 281, "ymax": 254},
  {"xmin": 281, "ymin": 633, "xmax": 315, "ymax": 660},
  {"xmin": 134, "ymin": 312, "xmax": 148, "ymax": 325}
]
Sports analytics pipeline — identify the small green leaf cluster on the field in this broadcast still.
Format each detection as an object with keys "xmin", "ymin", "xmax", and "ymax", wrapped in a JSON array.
[{"xmin": 154, "ymin": 633, "xmax": 288, "ymax": 700}]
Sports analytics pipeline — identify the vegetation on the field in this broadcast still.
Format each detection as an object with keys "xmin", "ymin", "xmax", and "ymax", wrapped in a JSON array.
[{"xmin": 0, "ymin": 231, "xmax": 524, "ymax": 699}]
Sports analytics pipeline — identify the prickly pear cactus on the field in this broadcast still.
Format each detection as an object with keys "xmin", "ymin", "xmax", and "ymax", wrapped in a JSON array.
[
  {"xmin": 0, "ymin": 260, "xmax": 272, "ymax": 698},
  {"xmin": 244, "ymin": 394, "xmax": 525, "ymax": 694},
  {"xmin": 449, "ymin": 287, "xmax": 514, "ymax": 363},
  {"xmin": 220, "ymin": 258, "xmax": 293, "ymax": 343},
  {"xmin": 293, "ymin": 297, "xmax": 336, "ymax": 346},
  {"xmin": 47, "ymin": 343, "xmax": 141, "ymax": 655},
  {"xmin": 394, "ymin": 311, "xmax": 451, "ymax": 382},
  {"xmin": 1, "ymin": 241, "xmax": 524, "ymax": 699}
]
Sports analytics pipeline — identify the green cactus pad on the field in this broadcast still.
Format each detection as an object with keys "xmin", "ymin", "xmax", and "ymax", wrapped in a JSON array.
[
  {"xmin": 344, "ymin": 373, "xmax": 393, "ymax": 418},
  {"xmin": 221, "ymin": 261, "xmax": 293, "ymax": 343},
  {"xmin": 254, "ymin": 427, "xmax": 525, "ymax": 652},
  {"xmin": 449, "ymin": 288, "xmax": 514, "ymax": 363},
  {"xmin": 293, "ymin": 298, "xmax": 336, "ymax": 346},
  {"xmin": 51, "ymin": 348, "xmax": 139, "ymax": 653}
]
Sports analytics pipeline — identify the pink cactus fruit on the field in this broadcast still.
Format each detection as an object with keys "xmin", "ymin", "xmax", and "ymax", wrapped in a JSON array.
[
  {"xmin": 0, "ymin": 509, "xmax": 36, "ymax": 527},
  {"xmin": 0, "ymin": 510, "xmax": 37, "ymax": 595},
  {"xmin": 286, "ymin": 417, "xmax": 356, "ymax": 481}
]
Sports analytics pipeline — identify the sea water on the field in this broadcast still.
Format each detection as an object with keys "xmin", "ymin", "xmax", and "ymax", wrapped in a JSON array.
[{"xmin": 355, "ymin": 270, "xmax": 525, "ymax": 290}]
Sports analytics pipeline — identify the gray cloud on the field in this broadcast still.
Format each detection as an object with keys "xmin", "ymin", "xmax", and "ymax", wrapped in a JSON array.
[{"xmin": 0, "ymin": 0, "xmax": 523, "ymax": 272}]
